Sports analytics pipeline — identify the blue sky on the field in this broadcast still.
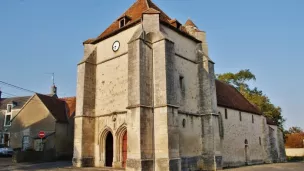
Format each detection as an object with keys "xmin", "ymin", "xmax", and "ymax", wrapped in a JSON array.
[{"xmin": 0, "ymin": 0, "xmax": 303, "ymax": 129}]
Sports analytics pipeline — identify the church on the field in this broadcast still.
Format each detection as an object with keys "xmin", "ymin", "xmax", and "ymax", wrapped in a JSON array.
[{"xmin": 73, "ymin": 0, "xmax": 286, "ymax": 170}]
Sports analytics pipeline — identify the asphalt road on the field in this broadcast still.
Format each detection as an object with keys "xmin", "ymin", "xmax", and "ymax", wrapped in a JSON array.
[{"xmin": 0, "ymin": 157, "xmax": 303, "ymax": 171}]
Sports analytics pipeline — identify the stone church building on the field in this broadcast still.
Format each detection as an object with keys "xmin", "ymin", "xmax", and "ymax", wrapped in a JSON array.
[{"xmin": 73, "ymin": 0, "xmax": 286, "ymax": 170}]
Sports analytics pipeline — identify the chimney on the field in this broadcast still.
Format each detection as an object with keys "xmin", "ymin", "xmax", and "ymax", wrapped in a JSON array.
[
  {"xmin": 51, "ymin": 84, "xmax": 57, "ymax": 95},
  {"xmin": 0, "ymin": 89, "xmax": 2, "ymax": 99}
]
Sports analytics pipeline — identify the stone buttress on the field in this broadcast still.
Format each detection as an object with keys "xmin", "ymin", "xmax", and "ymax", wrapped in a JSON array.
[{"xmin": 73, "ymin": 44, "xmax": 97, "ymax": 167}]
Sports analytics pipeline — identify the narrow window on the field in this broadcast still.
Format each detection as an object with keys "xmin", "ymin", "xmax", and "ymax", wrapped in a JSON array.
[
  {"xmin": 218, "ymin": 112, "xmax": 224, "ymax": 138},
  {"xmin": 4, "ymin": 114, "xmax": 12, "ymax": 126},
  {"xmin": 259, "ymin": 137, "xmax": 262, "ymax": 145},
  {"xmin": 252, "ymin": 115, "xmax": 254, "ymax": 123},
  {"xmin": 225, "ymin": 108, "xmax": 228, "ymax": 119},
  {"xmin": 119, "ymin": 18, "xmax": 125, "ymax": 28},
  {"xmin": 7, "ymin": 104, "xmax": 12, "ymax": 113},
  {"xmin": 239, "ymin": 111, "xmax": 242, "ymax": 121},
  {"xmin": 179, "ymin": 76, "xmax": 184, "ymax": 91},
  {"xmin": 182, "ymin": 119, "xmax": 186, "ymax": 128}
]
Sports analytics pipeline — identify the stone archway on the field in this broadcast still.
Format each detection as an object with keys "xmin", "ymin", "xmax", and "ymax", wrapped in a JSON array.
[
  {"xmin": 105, "ymin": 132, "xmax": 114, "ymax": 167},
  {"xmin": 99, "ymin": 128, "xmax": 114, "ymax": 167},
  {"xmin": 115, "ymin": 124, "xmax": 127, "ymax": 168}
]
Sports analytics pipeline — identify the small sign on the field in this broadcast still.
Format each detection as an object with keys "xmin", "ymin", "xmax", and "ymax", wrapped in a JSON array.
[{"xmin": 38, "ymin": 131, "xmax": 45, "ymax": 139}]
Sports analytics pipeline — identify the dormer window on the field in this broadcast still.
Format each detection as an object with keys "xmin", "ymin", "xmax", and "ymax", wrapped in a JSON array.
[
  {"xmin": 119, "ymin": 18, "xmax": 126, "ymax": 28},
  {"xmin": 118, "ymin": 15, "xmax": 131, "ymax": 28},
  {"xmin": 176, "ymin": 22, "xmax": 182, "ymax": 30}
]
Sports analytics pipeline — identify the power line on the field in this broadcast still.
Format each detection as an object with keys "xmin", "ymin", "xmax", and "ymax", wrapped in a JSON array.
[{"xmin": 0, "ymin": 81, "xmax": 36, "ymax": 94}]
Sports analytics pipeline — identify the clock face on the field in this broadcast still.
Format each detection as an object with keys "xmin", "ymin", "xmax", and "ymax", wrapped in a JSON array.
[{"xmin": 112, "ymin": 41, "xmax": 120, "ymax": 52}]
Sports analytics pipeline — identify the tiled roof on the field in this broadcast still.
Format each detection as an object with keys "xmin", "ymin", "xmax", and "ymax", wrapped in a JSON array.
[
  {"xmin": 185, "ymin": 19, "xmax": 197, "ymax": 27},
  {"xmin": 0, "ymin": 96, "xmax": 31, "ymax": 110},
  {"xmin": 36, "ymin": 93, "xmax": 68, "ymax": 123},
  {"xmin": 216, "ymin": 80, "xmax": 262, "ymax": 115},
  {"xmin": 60, "ymin": 97, "xmax": 76, "ymax": 118},
  {"xmin": 85, "ymin": 0, "xmax": 199, "ymax": 44},
  {"xmin": 266, "ymin": 117, "xmax": 277, "ymax": 126}
]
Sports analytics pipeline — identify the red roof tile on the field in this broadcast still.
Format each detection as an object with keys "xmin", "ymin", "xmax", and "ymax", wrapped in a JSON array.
[
  {"xmin": 86, "ymin": 0, "xmax": 199, "ymax": 44},
  {"xmin": 60, "ymin": 97, "xmax": 76, "ymax": 118},
  {"xmin": 185, "ymin": 19, "xmax": 197, "ymax": 27},
  {"xmin": 216, "ymin": 80, "xmax": 262, "ymax": 115}
]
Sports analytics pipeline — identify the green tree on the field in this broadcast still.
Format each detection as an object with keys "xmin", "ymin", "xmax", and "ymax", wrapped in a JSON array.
[
  {"xmin": 217, "ymin": 69, "xmax": 285, "ymax": 129},
  {"xmin": 286, "ymin": 127, "xmax": 303, "ymax": 134}
]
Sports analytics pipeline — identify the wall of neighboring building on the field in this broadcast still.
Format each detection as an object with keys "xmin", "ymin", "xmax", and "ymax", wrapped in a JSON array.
[
  {"xmin": 286, "ymin": 148, "xmax": 304, "ymax": 157},
  {"xmin": 55, "ymin": 122, "xmax": 73, "ymax": 158},
  {"xmin": 0, "ymin": 110, "xmax": 5, "ymax": 130},
  {"xmin": 218, "ymin": 107, "xmax": 266, "ymax": 168},
  {"xmin": 9, "ymin": 95, "xmax": 56, "ymax": 149}
]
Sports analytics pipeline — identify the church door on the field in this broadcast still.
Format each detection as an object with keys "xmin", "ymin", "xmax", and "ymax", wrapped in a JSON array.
[
  {"xmin": 122, "ymin": 131, "xmax": 127, "ymax": 168},
  {"xmin": 105, "ymin": 133, "xmax": 113, "ymax": 167}
]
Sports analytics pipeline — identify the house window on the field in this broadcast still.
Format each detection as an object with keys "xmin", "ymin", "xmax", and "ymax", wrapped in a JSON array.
[
  {"xmin": 4, "ymin": 104, "xmax": 12, "ymax": 126},
  {"xmin": 7, "ymin": 104, "xmax": 12, "ymax": 113},
  {"xmin": 239, "ymin": 111, "xmax": 242, "ymax": 121},
  {"xmin": 252, "ymin": 115, "xmax": 254, "ymax": 123},
  {"xmin": 119, "ymin": 18, "xmax": 126, "ymax": 28},
  {"xmin": 4, "ymin": 114, "xmax": 12, "ymax": 126},
  {"xmin": 179, "ymin": 76, "xmax": 184, "ymax": 91},
  {"xmin": 225, "ymin": 108, "xmax": 228, "ymax": 119}
]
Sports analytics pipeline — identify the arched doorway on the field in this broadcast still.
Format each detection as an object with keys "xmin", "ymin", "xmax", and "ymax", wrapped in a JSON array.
[
  {"xmin": 105, "ymin": 132, "xmax": 113, "ymax": 167},
  {"xmin": 122, "ymin": 131, "xmax": 127, "ymax": 168}
]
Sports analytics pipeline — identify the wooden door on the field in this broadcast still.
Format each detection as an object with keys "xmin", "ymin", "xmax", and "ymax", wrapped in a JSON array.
[{"xmin": 122, "ymin": 132, "xmax": 127, "ymax": 168}]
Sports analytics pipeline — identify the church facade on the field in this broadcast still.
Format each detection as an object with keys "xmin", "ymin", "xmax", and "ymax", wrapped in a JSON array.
[{"xmin": 73, "ymin": 0, "xmax": 286, "ymax": 170}]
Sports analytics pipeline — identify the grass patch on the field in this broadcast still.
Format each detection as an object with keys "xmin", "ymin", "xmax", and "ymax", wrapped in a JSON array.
[{"xmin": 287, "ymin": 156, "xmax": 304, "ymax": 162}]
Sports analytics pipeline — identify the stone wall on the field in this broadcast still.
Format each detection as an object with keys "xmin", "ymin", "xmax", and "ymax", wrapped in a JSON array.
[
  {"xmin": 218, "ymin": 107, "xmax": 265, "ymax": 168},
  {"xmin": 95, "ymin": 55, "xmax": 128, "ymax": 114}
]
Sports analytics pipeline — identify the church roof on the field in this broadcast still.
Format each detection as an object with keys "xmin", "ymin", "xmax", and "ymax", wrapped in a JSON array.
[
  {"xmin": 216, "ymin": 80, "xmax": 262, "ymax": 115},
  {"xmin": 85, "ymin": 0, "xmax": 200, "ymax": 44},
  {"xmin": 185, "ymin": 19, "xmax": 197, "ymax": 27}
]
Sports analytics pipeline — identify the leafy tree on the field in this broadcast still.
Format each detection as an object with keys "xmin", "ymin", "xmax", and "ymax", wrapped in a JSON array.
[
  {"xmin": 216, "ymin": 69, "xmax": 285, "ymax": 129},
  {"xmin": 286, "ymin": 127, "xmax": 303, "ymax": 134},
  {"xmin": 285, "ymin": 133, "xmax": 304, "ymax": 148}
]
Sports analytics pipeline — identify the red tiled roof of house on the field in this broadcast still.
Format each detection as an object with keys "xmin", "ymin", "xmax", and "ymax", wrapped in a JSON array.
[
  {"xmin": 60, "ymin": 97, "xmax": 76, "ymax": 118},
  {"xmin": 215, "ymin": 80, "xmax": 262, "ymax": 115},
  {"xmin": 85, "ymin": 0, "xmax": 200, "ymax": 44}
]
